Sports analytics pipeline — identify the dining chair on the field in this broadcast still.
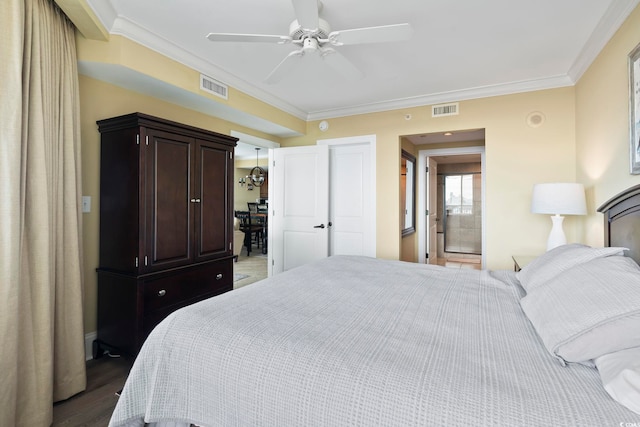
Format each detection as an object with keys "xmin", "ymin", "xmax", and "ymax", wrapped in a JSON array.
[
  {"xmin": 247, "ymin": 203, "xmax": 267, "ymax": 253},
  {"xmin": 234, "ymin": 210, "xmax": 262, "ymax": 256}
]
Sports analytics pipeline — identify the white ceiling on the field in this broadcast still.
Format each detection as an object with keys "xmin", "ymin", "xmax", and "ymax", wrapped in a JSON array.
[{"xmin": 83, "ymin": 0, "xmax": 639, "ymax": 137}]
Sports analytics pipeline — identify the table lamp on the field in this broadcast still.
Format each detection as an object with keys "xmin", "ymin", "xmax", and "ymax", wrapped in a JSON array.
[{"xmin": 531, "ymin": 183, "xmax": 587, "ymax": 251}]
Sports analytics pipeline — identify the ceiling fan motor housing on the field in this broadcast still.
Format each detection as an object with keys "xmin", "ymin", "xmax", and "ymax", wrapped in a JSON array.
[{"xmin": 289, "ymin": 18, "xmax": 331, "ymax": 42}]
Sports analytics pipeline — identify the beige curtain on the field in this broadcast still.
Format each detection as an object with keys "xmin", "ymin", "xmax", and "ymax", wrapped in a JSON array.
[{"xmin": 1, "ymin": 0, "xmax": 86, "ymax": 425}]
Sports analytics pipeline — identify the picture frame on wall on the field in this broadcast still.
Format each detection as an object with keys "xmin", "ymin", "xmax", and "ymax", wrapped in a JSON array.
[{"xmin": 630, "ymin": 42, "xmax": 640, "ymax": 174}]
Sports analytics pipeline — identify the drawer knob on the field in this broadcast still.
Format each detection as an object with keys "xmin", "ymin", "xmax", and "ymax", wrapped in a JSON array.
[
  {"xmin": 216, "ymin": 273, "xmax": 223, "ymax": 280},
  {"xmin": 157, "ymin": 289, "xmax": 166, "ymax": 297}
]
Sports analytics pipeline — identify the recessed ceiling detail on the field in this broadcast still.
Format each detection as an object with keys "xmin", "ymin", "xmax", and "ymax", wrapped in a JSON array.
[
  {"xmin": 80, "ymin": 0, "xmax": 639, "ymax": 123},
  {"xmin": 205, "ymin": 0, "xmax": 413, "ymax": 85}
]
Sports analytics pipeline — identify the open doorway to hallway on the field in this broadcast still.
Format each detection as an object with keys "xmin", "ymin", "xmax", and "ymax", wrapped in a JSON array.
[
  {"xmin": 435, "ymin": 159, "xmax": 482, "ymax": 269},
  {"xmin": 405, "ymin": 129, "xmax": 485, "ymax": 269},
  {"xmin": 232, "ymin": 132, "xmax": 278, "ymax": 288}
]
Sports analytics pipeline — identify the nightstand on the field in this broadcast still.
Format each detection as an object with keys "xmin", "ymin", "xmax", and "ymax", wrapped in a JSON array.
[{"xmin": 512, "ymin": 255, "xmax": 537, "ymax": 272}]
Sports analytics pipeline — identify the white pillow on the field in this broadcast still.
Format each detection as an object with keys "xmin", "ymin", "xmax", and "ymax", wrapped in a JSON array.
[
  {"xmin": 595, "ymin": 347, "xmax": 640, "ymax": 415},
  {"xmin": 520, "ymin": 255, "xmax": 640, "ymax": 364},
  {"xmin": 516, "ymin": 243, "xmax": 627, "ymax": 293}
]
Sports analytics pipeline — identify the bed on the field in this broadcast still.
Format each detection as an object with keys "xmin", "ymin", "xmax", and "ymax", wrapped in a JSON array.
[{"xmin": 109, "ymin": 185, "xmax": 640, "ymax": 426}]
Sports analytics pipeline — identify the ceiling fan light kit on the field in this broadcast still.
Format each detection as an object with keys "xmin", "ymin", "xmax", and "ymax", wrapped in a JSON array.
[{"xmin": 206, "ymin": 0, "xmax": 412, "ymax": 84}]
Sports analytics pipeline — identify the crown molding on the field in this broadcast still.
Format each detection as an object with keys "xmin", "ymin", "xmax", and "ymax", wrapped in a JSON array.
[
  {"xmin": 78, "ymin": 60, "xmax": 302, "ymax": 138},
  {"xmin": 108, "ymin": 16, "xmax": 308, "ymax": 121},
  {"xmin": 103, "ymin": 16, "xmax": 577, "ymax": 122},
  {"xmin": 569, "ymin": 0, "xmax": 640, "ymax": 82},
  {"xmin": 85, "ymin": 0, "xmax": 117, "ymax": 31},
  {"xmin": 84, "ymin": 0, "xmax": 638, "ymax": 124},
  {"xmin": 306, "ymin": 75, "xmax": 574, "ymax": 121}
]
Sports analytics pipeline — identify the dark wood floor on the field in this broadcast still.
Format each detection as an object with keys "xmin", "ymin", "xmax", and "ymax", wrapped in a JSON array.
[
  {"xmin": 52, "ymin": 262, "xmax": 265, "ymax": 427},
  {"xmin": 52, "ymin": 356, "xmax": 132, "ymax": 426}
]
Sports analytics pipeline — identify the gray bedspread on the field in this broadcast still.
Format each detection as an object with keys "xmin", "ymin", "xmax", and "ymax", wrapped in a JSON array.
[{"xmin": 109, "ymin": 255, "xmax": 636, "ymax": 426}]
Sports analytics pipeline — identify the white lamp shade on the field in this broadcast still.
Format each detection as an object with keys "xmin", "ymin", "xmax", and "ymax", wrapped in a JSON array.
[{"xmin": 531, "ymin": 183, "xmax": 587, "ymax": 215}]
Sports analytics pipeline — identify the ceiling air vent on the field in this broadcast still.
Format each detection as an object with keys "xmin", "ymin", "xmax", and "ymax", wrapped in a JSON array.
[
  {"xmin": 200, "ymin": 74, "xmax": 228, "ymax": 100},
  {"xmin": 432, "ymin": 102, "xmax": 459, "ymax": 117}
]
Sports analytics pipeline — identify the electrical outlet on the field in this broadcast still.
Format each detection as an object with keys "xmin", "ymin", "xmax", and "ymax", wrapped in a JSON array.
[{"xmin": 82, "ymin": 196, "xmax": 91, "ymax": 213}]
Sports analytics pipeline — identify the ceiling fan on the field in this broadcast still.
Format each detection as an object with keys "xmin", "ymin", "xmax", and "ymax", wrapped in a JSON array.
[{"xmin": 205, "ymin": 0, "xmax": 413, "ymax": 84}]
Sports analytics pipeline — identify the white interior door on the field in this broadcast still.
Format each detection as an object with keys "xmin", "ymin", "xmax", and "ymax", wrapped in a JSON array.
[
  {"xmin": 270, "ymin": 145, "xmax": 329, "ymax": 275},
  {"xmin": 328, "ymin": 142, "xmax": 375, "ymax": 257},
  {"xmin": 417, "ymin": 146, "xmax": 486, "ymax": 266},
  {"xmin": 427, "ymin": 157, "xmax": 438, "ymax": 264}
]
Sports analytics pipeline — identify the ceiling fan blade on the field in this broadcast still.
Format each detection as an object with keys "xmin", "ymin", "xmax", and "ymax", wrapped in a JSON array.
[
  {"xmin": 321, "ymin": 48, "xmax": 364, "ymax": 81},
  {"xmin": 328, "ymin": 23, "xmax": 413, "ymax": 46},
  {"xmin": 206, "ymin": 33, "xmax": 291, "ymax": 44},
  {"xmin": 291, "ymin": 0, "xmax": 319, "ymax": 30},
  {"xmin": 264, "ymin": 50, "xmax": 305, "ymax": 84}
]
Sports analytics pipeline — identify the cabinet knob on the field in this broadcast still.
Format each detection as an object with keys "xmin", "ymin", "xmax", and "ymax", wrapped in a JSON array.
[
  {"xmin": 157, "ymin": 289, "xmax": 166, "ymax": 297},
  {"xmin": 216, "ymin": 273, "xmax": 223, "ymax": 280}
]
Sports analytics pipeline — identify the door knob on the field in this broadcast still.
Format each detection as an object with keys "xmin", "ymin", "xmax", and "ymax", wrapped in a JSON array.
[{"xmin": 313, "ymin": 224, "xmax": 325, "ymax": 229}]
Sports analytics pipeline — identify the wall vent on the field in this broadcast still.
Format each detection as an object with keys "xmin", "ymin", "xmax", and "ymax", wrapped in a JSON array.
[
  {"xmin": 200, "ymin": 74, "xmax": 228, "ymax": 99},
  {"xmin": 432, "ymin": 102, "xmax": 459, "ymax": 117}
]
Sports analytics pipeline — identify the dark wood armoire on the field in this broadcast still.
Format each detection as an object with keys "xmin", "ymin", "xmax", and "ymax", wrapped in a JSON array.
[{"xmin": 94, "ymin": 112, "xmax": 237, "ymax": 358}]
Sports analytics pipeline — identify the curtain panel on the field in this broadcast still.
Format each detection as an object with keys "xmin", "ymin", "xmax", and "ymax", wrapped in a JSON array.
[{"xmin": 0, "ymin": 0, "xmax": 86, "ymax": 425}]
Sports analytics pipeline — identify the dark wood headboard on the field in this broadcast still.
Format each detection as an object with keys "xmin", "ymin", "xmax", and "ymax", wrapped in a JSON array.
[{"xmin": 597, "ymin": 184, "xmax": 640, "ymax": 264}]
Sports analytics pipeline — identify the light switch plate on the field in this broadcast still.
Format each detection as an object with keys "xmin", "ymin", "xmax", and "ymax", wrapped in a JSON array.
[{"xmin": 82, "ymin": 196, "xmax": 91, "ymax": 213}]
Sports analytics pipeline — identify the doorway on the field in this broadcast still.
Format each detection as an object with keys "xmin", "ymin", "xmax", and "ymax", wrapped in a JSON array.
[
  {"xmin": 231, "ymin": 132, "xmax": 279, "ymax": 288},
  {"xmin": 416, "ymin": 137, "xmax": 485, "ymax": 267},
  {"xmin": 440, "ymin": 167, "xmax": 482, "ymax": 260},
  {"xmin": 269, "ymin": 135, "xmax": 377, "ymax": 275}
]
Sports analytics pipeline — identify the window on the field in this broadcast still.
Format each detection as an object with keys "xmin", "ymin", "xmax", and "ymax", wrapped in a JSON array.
[{"xmin": 445, "ymin": 174, "xmax": 473, "ymax": 214}]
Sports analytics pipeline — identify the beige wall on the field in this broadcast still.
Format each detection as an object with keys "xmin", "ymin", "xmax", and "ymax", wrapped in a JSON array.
[
  {"xmin": 80, "ymin": 78, "xmax": 577, "ymax": 332},
  {"xmin": 283, "ymin": 88, "xmax": 577, "ymax": 267},
  {"xmin": 76, "ymin": 34, "xmax": 306, "ymax": 135},
  {"xmin": 234, "ymin": 167, "xmax": 255, "ymax": 211},
  {"xmin": 79, "ymin": 75, "xmax": 281, "ymax": 333},
  {"xmin": 79, "ymin": 65, "xmax": 575, "ymax": 335},
  {"xmin": 77, "ymin": 3, "xmax": 640, "ymax": 335},
  {"xmin": 576, "ymin": 4, "xmax": 640, "ymax": 246},
  {"xmin": 234, "ymin": 160, "xmax": 268, "ymax": 212}
]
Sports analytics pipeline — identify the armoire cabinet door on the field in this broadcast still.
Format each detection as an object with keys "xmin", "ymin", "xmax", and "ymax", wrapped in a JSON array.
[
  {"xmin": 98, "ymin": 126, "xmax": 141, "ymax": 274},
  {"xmin": 143, "ymin": 128, "xmax": 194, "ymax": 272},
  {"xmin": 194, "ymin": 140, "xmax": 233, "ymax": 262}
]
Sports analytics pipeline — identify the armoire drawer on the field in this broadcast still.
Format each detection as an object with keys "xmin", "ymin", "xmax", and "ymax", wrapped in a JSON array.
[
  {"xmin": 142, "ymin": 287, "xmax": 217, "ymax": 338},
  {"xmin": 143, "ymin": 260, "xmax": 232, "ymax": 313}
]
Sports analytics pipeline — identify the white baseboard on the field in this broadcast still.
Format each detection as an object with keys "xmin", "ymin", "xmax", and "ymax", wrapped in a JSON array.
[{"xmin": 85, "ymin": 331, "xmax": 97, "ymax": 361}]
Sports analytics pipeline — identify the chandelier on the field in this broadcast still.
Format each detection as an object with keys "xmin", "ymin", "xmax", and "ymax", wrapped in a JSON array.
[{"xmin": 247, "ymin": 147, "xmax": 265, "ymax": 187}]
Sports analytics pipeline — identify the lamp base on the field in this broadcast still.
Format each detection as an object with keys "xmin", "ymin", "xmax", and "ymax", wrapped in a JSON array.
[{"xmin": 546, "ymin": 214, "xmax": 567, "ymax": 251}]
